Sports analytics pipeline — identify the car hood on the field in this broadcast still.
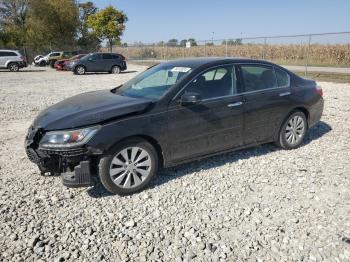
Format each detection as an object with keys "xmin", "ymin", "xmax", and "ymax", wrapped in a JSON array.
[{"xmin": 33, "ymin": 90, "xmax": 153, "ymax": 130}]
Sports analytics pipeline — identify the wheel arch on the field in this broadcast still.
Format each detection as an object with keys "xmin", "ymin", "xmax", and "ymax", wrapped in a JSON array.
[
  {"xmin": 274, "ymin": 106, "xmax": 310, "ymax": 141},
  {"xmin": 6, "ymin": 61, "xmax": 19, "ymax": 68}
]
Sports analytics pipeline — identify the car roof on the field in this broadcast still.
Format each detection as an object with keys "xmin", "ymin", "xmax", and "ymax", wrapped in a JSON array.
[
  {"xmin": 161, "ymin": 57, "xmax": 278, "ymax": 69},
  {"xmin": 0, "ymin": 49, "xmax": 19, "ymax": 53}
]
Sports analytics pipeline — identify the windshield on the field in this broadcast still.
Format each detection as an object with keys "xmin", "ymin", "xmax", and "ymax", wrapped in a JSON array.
[{"xmin": 115, "ymin": 64, "xmax": 192, "ymax": 100}]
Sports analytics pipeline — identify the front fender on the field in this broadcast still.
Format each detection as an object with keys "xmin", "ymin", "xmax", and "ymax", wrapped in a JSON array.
[{"xmin": 86, "ymin": 112, "xmax": 170, "ymax": 164}]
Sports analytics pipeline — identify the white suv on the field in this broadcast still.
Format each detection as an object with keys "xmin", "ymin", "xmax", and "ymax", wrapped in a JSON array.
[{"xmin": 0, "ymin": 50, "xmax": 27, "ymax": 72}]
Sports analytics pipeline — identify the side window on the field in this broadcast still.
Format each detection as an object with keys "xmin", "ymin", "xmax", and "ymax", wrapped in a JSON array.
[
  {"xmin": 0, "ymin": 52, "xmax": 5, "ymax": 57},
  {"xmin": 240, "ymin": 65, "xmax": 277, "ymax": 92},
  {"xmin": 4, "ymin": 52, "xmax": 17, "ymax": 56},
  {"xmin": 275, "ymin": 68, "xmax": 290, "ymax": 87},
  {"xmin": 102, "ymin": 53, "xmax": 113, "ymax": 59},
  {"xmin": 89, "ymin": 54, "xmax": 99, "ymax": 60},
  {"xmin": 184, "ymin": 66, "xmax": 237, "ymax": 100}
]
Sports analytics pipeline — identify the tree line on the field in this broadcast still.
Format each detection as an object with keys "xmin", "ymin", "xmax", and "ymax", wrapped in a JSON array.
[{"xmin": 0, "ymin": 0, "xmax": 127, "ymax": 58}]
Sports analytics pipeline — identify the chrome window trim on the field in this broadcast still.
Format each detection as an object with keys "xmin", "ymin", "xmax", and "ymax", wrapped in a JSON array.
[{"xmin": 171, "ymin": 62, "xmax": 292, "ymax": 104}]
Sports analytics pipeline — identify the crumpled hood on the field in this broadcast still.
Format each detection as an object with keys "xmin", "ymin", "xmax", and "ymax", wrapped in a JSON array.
[{"xmin": 33, "ymin": 89, "xmax": 153, "ymax": 130}]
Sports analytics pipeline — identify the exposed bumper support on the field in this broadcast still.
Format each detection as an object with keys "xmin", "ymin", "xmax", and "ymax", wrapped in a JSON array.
[{"xmin": 61, "ymin": 161, "xmax": 93, "ymax": 188}]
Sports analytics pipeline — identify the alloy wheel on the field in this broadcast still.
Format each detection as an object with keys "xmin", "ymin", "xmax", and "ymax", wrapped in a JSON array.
[
  {"xmin": 9, "ymin": 64, "xmax": 19, "ymax": 72},
  {"xmin": 285, "ymin": 115, "xmax": 305, "ymax": 145},
  {"xmin": 109, "ymin": 147, "xmax": 152, "ymax": 189},
  {"xmin": 76, "ymin": 66, "xmax": 85, "ymax": 75}
]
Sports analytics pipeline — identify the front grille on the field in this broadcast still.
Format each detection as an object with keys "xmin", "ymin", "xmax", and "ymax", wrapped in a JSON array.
[{"xmin": 41, "ymin": 147, "xmax": 88, "ymax": 157}]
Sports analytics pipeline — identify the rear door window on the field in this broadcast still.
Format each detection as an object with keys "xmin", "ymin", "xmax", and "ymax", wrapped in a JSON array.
[
  {"xmin": 275, "ymin": 68, "xmax": 290, "ymax": 87},
  {"xmin": 240, "ymin": 65, "xmax": 277, "ymax": 92},
  {"xmin": 102, "ymin": 53, "xmax": 114, "ymax": 60}
]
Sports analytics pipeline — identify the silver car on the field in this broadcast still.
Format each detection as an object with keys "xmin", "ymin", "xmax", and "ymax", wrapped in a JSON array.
[{"xmin": 0, "ymin": 49, "xmax": 27, "ymax": 72}]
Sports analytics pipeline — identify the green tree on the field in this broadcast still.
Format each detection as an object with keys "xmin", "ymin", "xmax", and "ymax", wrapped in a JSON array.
[
  {"xmin": 0, "ymin": 0, "xmax": 29, "ymax": 54},
  {"xmin": 167, "ymin": 38, "xmax": 178, "ymax": 47},
  {"xmin": 188, "ymin": 38, "xmax": 197, "ymax": 46},
  {"xmin": 27, "ymin": 0, "xmax": 78, "ymax": 51},
  {"xmin": 179, "ymin": 39, "xmax": 187, "ymax": 47},
  {"xmin": 87, "ymin": 6, "xmax": 127, "ymax": 52},
  {"xmin": 223, "ymin": 39, "xmax": 243, "ymax": 45},
  {"xmin": 77, "ymin": 1, "xmax": 100, "ymax": 51}
]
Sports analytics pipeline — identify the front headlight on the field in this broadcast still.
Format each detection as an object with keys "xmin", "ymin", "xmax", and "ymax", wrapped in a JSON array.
[{"xmin": 40, "ymin": 126, "xmax": 100, "ymax": 148}]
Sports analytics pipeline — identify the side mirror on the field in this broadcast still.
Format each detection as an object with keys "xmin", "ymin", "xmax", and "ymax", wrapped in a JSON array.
[{"xmin": 180, "ymin": 93, "xmax": 201, "ymax": 106}]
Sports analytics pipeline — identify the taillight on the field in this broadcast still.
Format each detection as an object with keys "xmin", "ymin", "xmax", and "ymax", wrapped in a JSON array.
[
  {"xmin": 21, "ymin": 55, "xmax": 27, "ymax": 62},
  {"xmin": 316, "ymin": 85, "xmax": 323, "ymax": 97}
]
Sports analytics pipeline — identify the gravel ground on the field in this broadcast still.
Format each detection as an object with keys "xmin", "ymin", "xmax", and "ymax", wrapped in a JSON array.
[{"xmin": 0, "ymin": 65, "xmax": 349, "ymax": 261}]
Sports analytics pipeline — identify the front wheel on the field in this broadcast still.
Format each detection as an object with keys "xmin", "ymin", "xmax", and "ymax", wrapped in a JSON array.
[
  {"xmin": 277, "ymin": 111, "xmax": 307, "ymax": 150},
  {"xmin": 49, "ymin": 60, "xmax": 56, "ymax": 68},
  {"xmin": 98, "ymin": 138, "xmax": 158, "ymax": 195},
  {"xmin": 74, "ymin": 65, "xmax": 86, "ymax": 75}
]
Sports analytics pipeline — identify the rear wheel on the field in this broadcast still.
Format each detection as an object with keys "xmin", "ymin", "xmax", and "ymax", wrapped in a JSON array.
[
  {"xmin": 98, "ymin": 138, "xmax": 158, "ymax": 195},
  {"xmin": 49, "ymin": 60, "xmax": 56, "ymax": 68},
  {"xmin": 74, "ymin": 65, "xmax": 86, "ymax": 75},
  {"xmin": 111, "ymin": 65, "xmax": 121, "ymax": 74},
  {"xmin": 8, "ymin": 62, "xmax": 19, "ymax": 72},
  {"xmin": 277, "ymin": 111, "xmax": 307, "ymax": 149}
]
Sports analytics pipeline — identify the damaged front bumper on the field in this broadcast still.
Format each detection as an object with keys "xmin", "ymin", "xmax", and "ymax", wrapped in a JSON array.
[{"xmin": 25, "ymin": 126, "xmax": 99, "ymax": 188}]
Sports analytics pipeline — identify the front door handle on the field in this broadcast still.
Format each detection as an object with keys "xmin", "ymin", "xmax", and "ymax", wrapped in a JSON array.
[
  {"xmin": 279, "ymin": 91, "xmax": 291, "ymax": 97},
  {"xmin": 227, "ymin": 101, "xmax": 243, "ymax": 107}
]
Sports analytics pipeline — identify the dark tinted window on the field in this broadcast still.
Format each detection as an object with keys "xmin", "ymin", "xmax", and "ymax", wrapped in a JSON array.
[
  {"xmin": 88, "ymin": 53, "xmax": 100, "ymax": 60},
  {"xmin": 0, "ymin": 51, "xmax": 17, "ymax": 56},
  {"xmin": 241, "ymin": 65, "xmax": 277, "ymax": 92},
  {"xmin": 184, "ymin": 65, "xmax": 237, "ymax": 100},
  {"xmin": 50, "ymin": 53, "xmax": 60, "ymax": 57},
  {"xmin": 102, "ymin": 53, "xmax": 114, "ymax": 59},
  {"xmin": 275, "ymin": 68, "xmax": 290, "ymax": 87}
]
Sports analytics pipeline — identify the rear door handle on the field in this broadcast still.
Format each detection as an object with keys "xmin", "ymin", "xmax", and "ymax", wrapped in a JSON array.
[
  {"xmin": 227, "ymin": 101, "xmax": 243, "ymax": 107},
  {"xmin": 279, "ymin": 91, "xmax": 291, "ymax": 97}
]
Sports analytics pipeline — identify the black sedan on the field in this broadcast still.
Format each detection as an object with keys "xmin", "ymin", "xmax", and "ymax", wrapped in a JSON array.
[{"xmin": 25, "ymin": 58, "xmax": 324, "ymax": 195}]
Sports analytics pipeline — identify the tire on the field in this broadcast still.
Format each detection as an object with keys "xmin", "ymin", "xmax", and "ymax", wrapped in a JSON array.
[
  {"xmin": 111, "ymin": 65, "xmax": 121, "ymax": 74},
  {"xmin": 276, "ymin": 111, "xmax": 307, "ymax": 150},
  {"xmin": 74, "ymin": 65, "xmax": 86, "ymax": 75},
  {"xmin": 49, "ymin": 60, "xmax": 56, "ymax": 68},
  {"xmin": 98, "ymin": 138, "xmax": 158, "ymax": 195},
  {"xmin": 39, "ymin": 61, "xmax": 46, "ymax": 67},
  {"xmin": 8, "ymin": 62, "xmax": 19, "ymax": 72}
]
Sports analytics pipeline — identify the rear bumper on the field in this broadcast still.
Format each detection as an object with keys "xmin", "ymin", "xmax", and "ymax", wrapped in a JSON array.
[
  {"xmin": 309, "ymin": 98, "xmax": 324, "ymax": 127},
  {"xmin": 121, "ymin": 61, "xmax": 127, "ymax": 71},
  {"xmin": 19, "ymin": 61, "xmax": 27, "ymax": 68}
]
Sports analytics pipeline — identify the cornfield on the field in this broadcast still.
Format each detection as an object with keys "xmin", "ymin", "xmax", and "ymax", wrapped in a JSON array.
[{"xmin": 111, "ymin": 44, "xmax": 350, "ymax": 67}]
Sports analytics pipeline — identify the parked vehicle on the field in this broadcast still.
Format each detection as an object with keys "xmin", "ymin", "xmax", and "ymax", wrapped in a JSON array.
[
  {"xmin": 68, "ymin": 52, "xmax": 127, "ymax": 75},
  {"xmin": 25, "ymin": 58, "xmax": 324, "ymax": 195},
  {"xmin": 47, "ymin": 52, "xmax": 72, "ymax": 68},
  {"xmin": 54, "ymin": 54, "xmax": 86, "ymax": 71},
  {"xmin": 32, "ymin": 55, "xmax": 44, "ymax": 66},
  {"xmin": 0, "ymin": 49, "xmax": 27, "ymax": 72}
]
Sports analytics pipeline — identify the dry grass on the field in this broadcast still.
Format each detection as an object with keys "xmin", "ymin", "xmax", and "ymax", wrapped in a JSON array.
[{"xmin": 111, "ymin": 44, "xmax": 350, "ymax": 67}]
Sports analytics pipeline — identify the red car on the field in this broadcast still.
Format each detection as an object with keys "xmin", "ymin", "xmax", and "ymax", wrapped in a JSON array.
[{"xmin": 54, "ymin": 54, "xmax": 86, "ymax": 71}]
